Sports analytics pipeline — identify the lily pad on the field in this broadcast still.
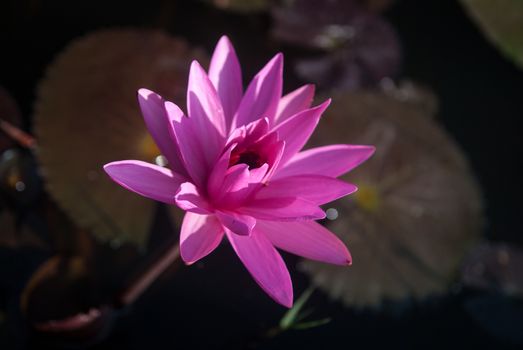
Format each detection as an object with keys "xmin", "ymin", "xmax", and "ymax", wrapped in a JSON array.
[
  {"xmin": 461, "ymin": 0, "xmax": 523, "ymax": 69},
  {"xmin": 272, "ymin": 0, "xmax": 401, "ymax": 90},
  {"xmin": 34, "ymin": 29, "xmax": 207, "ymax": 248},
  {"xmin": 300, "ymin": 88, "xmax": 484, "ymax": 307}
]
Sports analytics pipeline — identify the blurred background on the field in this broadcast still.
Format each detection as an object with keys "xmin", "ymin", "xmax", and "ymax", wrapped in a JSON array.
[{"xmin": 1, "ymin": 0, "xmax": 522, "ymax": 349}]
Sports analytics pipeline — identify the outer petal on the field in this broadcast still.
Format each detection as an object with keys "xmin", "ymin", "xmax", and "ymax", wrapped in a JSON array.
[
  {"xmin": 208, "ymin": 36, "xmax": 242, "ymax": 130},
  {"xmin": 274, "ymin": 144, "xmax": 376, "ymax": 179},
  {"xmin": 216, "ymin": 211, "xmax": 256, "ymax": 236},
  {"xmin": 185, "ymin": 61, "xmax": 226, "ymax": 184},
  {"xmin": 239, "ymin": 197, "xmax": 325, "ymax": 221},
  {"xmin": 272, "ymin": 99, "xmax": 331, "ymax": 167},
  {"xmin": 104, "ymin": 160, "xmax": 183, "ymax": 204},
  {"xmin": 234, "ymin": 53, "xmax": 283, "ymax": 128},
  {"xmin": 175, "ymin": 182, "xmax": 213, "ymax": 214},
  {"xmin": 226, "ymin": 229, "xmax": 293, "ymax": 307},
  {"xmin": 167, "ymin": 102, "xmax": 209, "ymax": 189},
  {"xmin": 188, "ymin": 60, "xmax": 227, "ymax": 138},
  {"xmin": 180, "ymin": 212, "xmax": 224, "ymax": 264},
  {"xmin": 137, "ymin": 89, "xmax": 187, "ymax": 177},
  {"xmin": 274, "ymin": 84, "xmax": 315, "ymax": 125},
  {"xmin": 257, "ymin": 175, "xmax": 357, "ymax": 205},
  {"xmin": 257, "ymin": 220, "xmax": 351, "ymax": 265}
]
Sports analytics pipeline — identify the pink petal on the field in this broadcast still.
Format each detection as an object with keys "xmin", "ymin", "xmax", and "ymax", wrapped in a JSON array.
[
  {"xmin": 225, "ymin": 163, "xmax": 270, "ymax": 208},
  {"xmin": 185, "ymin": 61, "xmax": 227, "ymax": 183},
  {"xmin": 272, "ymin": 99, "xmax": 331, "ymax": 167},
  {"xmin": 167, "ymin": 102, "xmax": 209, "ymax": 189},
  {"xmin": 274, "ymin": 84, "xmax": 315, "ymax": 125},
  {"xmin": 253, "ymin": 132, "xmax": 285, "ymax": 181},
  {"xmin": 257, "ymin": 175, "xmax": 357, "ymax": 205},
  {"xmin": 137, "ymin": 89, "xmax": 187, "ymax": 177},
  {"xmin": 207, "ymin": 144, "xmax": 236, "ymax": 199},
  {"xmin": 257, "ymin": 220, "xmax": 351, "ymax": 265},
  {"xmin": 240, "ymin": 197, "xmax": 325, "ymax": 221},
  {"xmin": 274, "ymin": 144, "xmax": 376, "ymax": 179},
  {"xmin": 248, "ymin": 163, "xmax": 269, "ymax": 184},
  {"xmin": 218, "ymin": 164, "xmax": 251, "ymax": 208},
  {"xmin": 227, "ymin": 117, "xmax": 269, "ymax": 145},
  {"xmin": 226, "ymin": 229, "xmax": 293, "ymax": 307},
  {"xmin": 188, "ymin": 60, "xmax": 227, "ymax": 137},
  {"xmin": 234, "ymin": 53, "xmax": 283, "ymax": 128},
  {"xmin": 208, "ymin": 36, "xmax": 243, "ymax": 131},
  {"xmin": 221, "ymin": 164, "xmax": 250, "ymax": 194},
  {"xmin": 103, "ymin": 160, "xmax": 183, "ymax": 204},
  {"xmin": 175, "ymin": 182, "xmax": 213, "ymax": 214},
  {"xmin": 216, "ymin": 211, "xmax": 256, "ymax": 236},
  {"xmin": 180, "ymin": 212, "xmax": 224, "ymax": 264}
]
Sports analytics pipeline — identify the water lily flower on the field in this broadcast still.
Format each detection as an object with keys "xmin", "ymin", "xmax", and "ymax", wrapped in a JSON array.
[{"xmin": 104, "ymin": 36, "xmax": 374, "ymax": 307}]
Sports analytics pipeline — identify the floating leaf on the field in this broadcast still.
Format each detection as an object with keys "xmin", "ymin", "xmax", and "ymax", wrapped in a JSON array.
[
  {"xmin": 461, "ymin": 0, "xmax": 523, "ymax": 69},
  {"xmin": 300, "ymin": 89, "xmax": 484, "ymax": 307},
  {"xmin": 34, "ymin": 29, "xmax": 207, "ymax": 248},
  {"xmin": 272, "ymin": 0, "xmax": 401, "ymax": 90}
]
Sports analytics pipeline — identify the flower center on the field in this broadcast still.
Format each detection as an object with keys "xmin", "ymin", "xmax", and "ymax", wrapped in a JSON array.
[{"xmin": 229, "ymin": 150, "xmax": 264, "ymax": 169}]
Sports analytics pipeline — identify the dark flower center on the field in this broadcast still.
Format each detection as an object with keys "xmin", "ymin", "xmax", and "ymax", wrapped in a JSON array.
[{"xmin": 229, "ymin": 150, "xmax": 264, "ymax": 169}]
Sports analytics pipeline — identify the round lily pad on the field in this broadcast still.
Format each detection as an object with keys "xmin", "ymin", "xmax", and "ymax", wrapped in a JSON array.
[
  {"xmin": 300, "ymin": 87, "xmax": 484, "ymax": 307},
  {"xmin": 34, "ymin": 29, "xmax": 206, "ymax": 248}
]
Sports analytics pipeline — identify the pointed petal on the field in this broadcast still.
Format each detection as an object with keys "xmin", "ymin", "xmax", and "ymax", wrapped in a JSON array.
[
  {"xmin": 216, "ymin": 211, "xmax": 256, "ymax": 236},
  {"xmin": 257, "ymin": 175, "xmax": 357, "ymax": 205},
  {"xmin": 207, "ymin": 144, "xmax": 236, "ymax": 198},
  {"xmin": 272, "ymin": 99, "xmax": 331, "ymax": 167},
  {"xmin": 227, "ymin": 117, "xmax": 269, "ymax": 145},
  {"xmin": 248, "ymin": 163, "xmax": 269, "ymax": 184},
  {"xmin": 240, "ymin": 197, "xmax": 325, "ymax": 221},
  {"xmin": 234, "ymin": 53, "xmax": 283, "ymax": 128},
  {"xmin": 275, "ymin": 84, "xmax": 315, "ymax": 125},
  {"xmin": 221, "ymin": 164, "xmax": 250, "ymax": 195},
  {"xmin": 185, "ymin": 61, "xmax": 226, "ymax": 181},
  {"xmin": 167, "ymin": 102, "xmax": 209, "ymax": 188},
  {"xmin": 137, "ymin": 89, "xmax": 187, "ymax": 177},
  {"xmin": 275, "ymin": 144, "xmax": 376, "ymax": 179},
  {"xmin": 104, "ymin": 160, "xmax": 183, "ymax": 204},
  {"xmin": 175, "ymin": 182, "xmax": 213, "ymax": 214},
  {"xmin": 209, "ymin": 36, "xmax": 243, "ymax": 130},
  {"xmin": 264, "ymin": 140, "xmax": 285, "ymax": 181},
  {"xmin": 218, "ymin": 164, "xmax": 251, "ymax": 207},
  {"xmin": 257, "ymin": 220, "xmax": 351, "ymax": 265},
  {"xmin": 188, "ymin": 60, "xmax": 227, "ymax": 137},
  {"xmin": 226, "ymin": 229, "xmax": 293, "ymax": 307},
  {"xmin": 180, "ymin": 212, "xmax": 224, "ymax": 264}
]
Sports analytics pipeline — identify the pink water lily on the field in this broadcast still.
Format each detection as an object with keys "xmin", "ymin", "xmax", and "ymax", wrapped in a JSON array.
[{"xmin": 104, "ymin": 36, "xmax": 374, "ymax": 307}]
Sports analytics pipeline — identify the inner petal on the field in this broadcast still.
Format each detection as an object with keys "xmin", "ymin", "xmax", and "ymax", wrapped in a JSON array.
[{"xmin": 229, "ymin": 149, "xmax": 265, "ymax": 169}]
